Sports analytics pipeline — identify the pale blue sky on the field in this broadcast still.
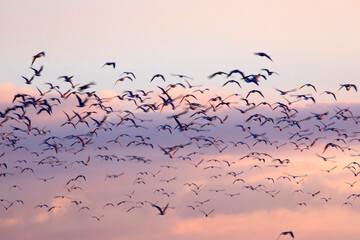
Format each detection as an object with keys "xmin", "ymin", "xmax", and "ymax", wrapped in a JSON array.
[{"xmin": 1, "ymin": 0, "xmax": 359, "ymax": 93}]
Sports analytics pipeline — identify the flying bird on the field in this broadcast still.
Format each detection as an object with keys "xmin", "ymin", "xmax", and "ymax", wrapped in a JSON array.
[
  {"xmin": 30, "ymin": 66, "xmax": 44, "ymax": 76},
  {"xmin": 58, "ymin": 75, "xmax": 78, "ymax": 89},
  {"xmin": 102, "ymin": 62, "xmax": 116, "ymax": 68},
  {"xmin": 254, "ymin": 52, "xmax": 273, "ymax": 61},
  {"xmin": 91, "ymin": 215, "xmax": 105, "ymax": 221},
  {"xmin": 148, "ymin": 202, "xmax": 169, "ymax": 215},
  {"xmin": 339, "ymin": 84, "xmax": 357, "ymax": 92},
  {"xmin": 150, "ymin": 74, "xmax": 165, "ymax": 83},
  {"xmin": 321, "ymin": 91, "xmax": 337, "ymax": 100},
  {"xmin": 246, "ymin": 90, "xmax": 265, "ymax": 99},
  {"xmin": 222, "ymin": 80, "xmax": 241, "ymax": 88},
  {"xmin": 31, "ymin": 51, "xmax": 45, "ymax": 66},
  {"xmin": 277, "ymin": 231, "xmax": 294, "ymax": 239},
  {"xmin": 22, "ymin": 75, "xmax": 35, "ymax": 85},
  {"xmin": 200, "ymin": 209, "xmax": 214, "ymax": 217},
  {"xmin": 275, "ymin": 88, "xmax": 296, "ymax": 95},
  {"xmin": 75, "ymin": 94, "xmax": 89, "ymax": 108},
  {"xmin": 300, "ymin": 83, "xmax": 317, "ymax": 92},
  {"xmin": 208, "ymin": 71, "xmax": 228, "ymax": 79},
  {"xmin": 261, "ymin": 68, "xmax": 278, "ymax": 76}
]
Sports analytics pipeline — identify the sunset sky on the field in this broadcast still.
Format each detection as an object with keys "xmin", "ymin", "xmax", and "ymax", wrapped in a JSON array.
[{"xmin": 1, "ymin": 1, "xmax": 360, "ymax": 240}]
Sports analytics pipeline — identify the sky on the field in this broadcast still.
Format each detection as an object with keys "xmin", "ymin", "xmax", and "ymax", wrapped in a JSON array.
[{"xmin": 0, "ymin": 1, "xmax": 360, "ymax": 240}]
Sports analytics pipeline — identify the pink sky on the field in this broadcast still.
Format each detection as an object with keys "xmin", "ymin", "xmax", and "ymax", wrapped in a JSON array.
[{"xmin": 1, "ymin": 1, "xmax": 360, "ymax": 240}]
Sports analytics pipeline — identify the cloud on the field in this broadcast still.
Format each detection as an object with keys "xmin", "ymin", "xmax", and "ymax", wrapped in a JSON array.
[
  {"xmin": 32, "ymin": 212, "xmax": 49, "ymax": 223},
  {"xmin": 0, "ymin": 82, "xmax": 35, "ymax": 105},
  {"xmin": 171, "ymin": 206, "xmax": 360, "ymax": 240},
  {"xmin": 0, "ymin": 217, "xmax": 24, "ymax": 228}
]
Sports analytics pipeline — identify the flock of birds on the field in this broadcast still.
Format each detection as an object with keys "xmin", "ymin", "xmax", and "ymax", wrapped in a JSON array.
[{"xmin": 1, "ymin": 51, "xmax": 359, "ymax": 239}]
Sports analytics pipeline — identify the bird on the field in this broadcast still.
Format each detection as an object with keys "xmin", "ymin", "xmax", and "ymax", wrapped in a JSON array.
[
  {"xmin": 75, "ymin": 94, "xmax": 89, "ymax": 108},
  {"xmin": 34, "ymin": 204, "xmax": 49, "ymax": 209},
  {"xmin": 171, "ymin": 74, "xmax": 193, "ymax": 80},
  {"xmin": 91, "ymin": 215, "xmax": 104, "ymax": 221},
  {"xmin": 208, "ymin": 71, "xmax": 228, "ymax": 79},
  {"xmin": 58, "ymin": 76, "xmax": 78, "ymax": 88},
  {"xmin": 222, "ymin": 80, "xmax": 241, "ymax": 88},
  {"xmin": 115, "ymin": 76, "xmax": 133, "ymax": 84},
  {"xmin": 22, "ymin": 75, "xmax": 35, "ymax": 85},
  {"xmin": 275, "ymin": 88, "xmax": 297, "ymax": 95},
  {"xmin": 228, "ymin": 69, "xmax": 245, "ymax": 78},
  {"xmin": 30, "ymin": 66, "xmax": 44, "ymax": 76},
  {"xmin": 345, "ymin": 180, "xmax": 357, "ymax": 187},
  {"xmin": 200, "ymin": 209, "xmax": 214, "ymax": 217},
  {"xmin": 299, "ymin": 83, "xmax": 317, "ymax": 92},
  {"xmin": 148, "ymin": 202, "xmax": 169, "ymax": 215},
  {"xmin": 48, "ymin": 206, "xmax": 61, "ymax": 212},
  {"xmin": 150, "ymin": 74, "xmax": 165, "ymax": 82},
  {"xmin": 277, "ymin": 231, "xmax": 294, "ymax": 239},
  {"xmin": 39, "ymin": 176, "xmax": 55, "ymax": 182},
  {"xmin": 339, "ymin": 84, "xmax": 357, "ymax": 92},
  {"xmin": 254, "ymin": 52, "xmax": 273, "ymax": 61},
  {"xmin": 322, "ymin": 142, "xmax": 342, "ymax": 154},
  {"xmin": 321, "ymin": 165, "xmax": 337, "ymax": 173},
  {"xmin": 246, "ymin": 90, "xmax": 265, "ymax": 99},
  {"xmin": 261, "ymin": 68, "xmax": 279, "ymax": 76},
  {"xmin": 308, "ymin": 190, "xmax": 320, "ymax": 197},
  {"xmin": 321, "ymin": 91, "xmax": 337, "ymax": 100},
  {"xmin": 120, "ymin": 71, "xmax": 136, "ymax": 79},
  {"xmin": 9, "ymin": 185, "xmax": 22, "ymax": 191},
  {"xmin": 31, "ymin": 51, "xmax": 45, "ymax": 66},
  {"xmin": 102, "ymin": 62, "xmax": 116, "ymax": 68},
  {"xmin": 321, "ymin": 197, "xmax": 332, "ymax": 202},
  {"xmin": 78, "ymin": 82, "xmax": 95, "ymax": 92}
]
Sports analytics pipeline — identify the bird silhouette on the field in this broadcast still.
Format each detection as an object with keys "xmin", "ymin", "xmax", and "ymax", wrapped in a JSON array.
[
  {"xmin": 277, "ymin": 231, "xmax": 294, "ymax": 239},
  {"xmin": 102, "ymin": 62, "xmax": 116, "ymax": 68},
  {"xmin": 31, "ymin": 51, "xmax": 45, "ymax": 66},
  {"xmin": 148, "ymin": 202, "xmax": 169, "ymax": 215},
  {"xmin": 254, "ymin": 52, "xmax": 273, "ymax": 61}
]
